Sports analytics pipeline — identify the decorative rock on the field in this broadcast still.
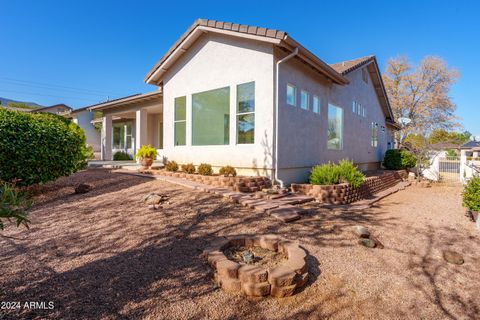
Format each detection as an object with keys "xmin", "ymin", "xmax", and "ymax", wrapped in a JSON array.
[
  {"xmin": 238, "ymin": 265, "xmax": 268, "ymax": 283},
  {"xmin": 443, "ymin": 250, "xmax": 464, "ymax": 265},
  {"xmin": 354, "ymin": 225, "xmax": 370, "ymax": 238},
  {"xmin": 358, "ymin": 238, "xmax": 376, "ymax": 248},
  {"xmin": 370, "ymin": 235, "xmax": 384, "ymax": 249},
  {"xmin": 270, "ymin": 284, "xmax": 297, "ymax": 298},
  {"xmin": 241, "ymin": 281, "xmax": 271, "ymax": 297},
  {"xmin": 74, "ymin": 183, "xmax": 92, "ymax": 194},
  {"xmin": 143, "ymin": 192, "xmax": 169, "ymax": 210},
  {"xmin": 216, "ymin": 259, "xmax": 240, "ymax": 279},
  {"xmin": 268, "ymin": 265, "xmax": 296, "ymax": 287}
]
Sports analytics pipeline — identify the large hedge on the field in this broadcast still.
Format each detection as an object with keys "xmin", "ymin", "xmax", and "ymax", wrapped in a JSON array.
[
  {"xmin": 0, "ymin": 109, "xmax": 89, "ymax": 186},
  {"xmin": 383, "ymin": 149, "xmax": 416, "ymax": 170},
  {"xmin": 463, "ymin": 176, "xmax": 480, "ymax": 212}
]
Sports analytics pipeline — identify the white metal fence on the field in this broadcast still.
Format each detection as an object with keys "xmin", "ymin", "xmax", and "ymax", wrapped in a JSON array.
[{"xmin": 438, "ymin": 156, "xmax": 461, "ymax": 183}]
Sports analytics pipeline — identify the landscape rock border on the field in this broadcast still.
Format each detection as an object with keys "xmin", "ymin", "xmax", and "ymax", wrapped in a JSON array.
[{"xmin": 202, "ymin": 235, "xmax": 309, "ymax": 298}]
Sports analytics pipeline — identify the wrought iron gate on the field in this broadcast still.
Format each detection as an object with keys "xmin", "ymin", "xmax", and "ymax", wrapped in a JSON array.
[{"xmin": 438, "ymin": 156, "xmax": 461, "ymax": 183}]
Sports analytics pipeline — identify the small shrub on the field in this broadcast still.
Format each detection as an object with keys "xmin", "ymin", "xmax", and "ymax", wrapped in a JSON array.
[
  {"xmin": 181, "ymin": 163, "xmax": 196, "ymax": 174},
  {"xmin": 165, "ymin": 160, "xmax": 179, "ymax": 172},
  {"xmin": 198, "ymin": 163, "xmax": 213, "ymax": 176},
  {"xmin": 446, "ymin": 149, "xmax": 457, "ymax": 157},
  {"xmin": 113, "ymin": 151, "xmax": 132, "ymax": 161},
  {"xmin": 383, "ymin": 149, "xmax": 416, "ymax": 170},
  {"xmin": 337, "ymin": 159, "xmax": 365, "ymax": 188},
  {"xmin": 463, "ymin": 176, "xmax": 480, "ymax": 212},
  {"xmin": 219, "ymin": 165, "xmax": 236, "ymax": 177},
  {"xmin": 135, "ymin": 144, "xmax": 157, "ymax": 160},
  {"xmin": 310, "ymin": 159, "xmax": 364, "ymax": 188},
  {"xmin": 0, "ymin": 182, "xmax": 32, "ymax": 230}
]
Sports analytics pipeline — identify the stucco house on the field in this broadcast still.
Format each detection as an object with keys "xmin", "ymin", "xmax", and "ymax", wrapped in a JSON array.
[
  {"xmin": 32, "ymin": 103, "xmax": 72, "ymax": 115},
  {"xmin": 62, "ymin": 106, "xmax": 102, "ymax": 158},
  {"xmin": 89, "ymin": 19, "xmax": 398, "ymax": 185}
]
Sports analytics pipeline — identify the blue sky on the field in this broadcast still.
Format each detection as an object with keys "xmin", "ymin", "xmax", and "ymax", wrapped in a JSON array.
[{"xmin": 1, "ymin": 0, "xmax": 478, "ymax": 135}]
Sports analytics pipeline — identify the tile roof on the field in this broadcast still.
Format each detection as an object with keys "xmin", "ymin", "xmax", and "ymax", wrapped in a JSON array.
[
  {"xmin": 330, "ymin": 55, "xmax": 375, "ymax": 75},
  {"xmin": 461, "ymin": 140, "xmax": 480, "ymax": 149}
]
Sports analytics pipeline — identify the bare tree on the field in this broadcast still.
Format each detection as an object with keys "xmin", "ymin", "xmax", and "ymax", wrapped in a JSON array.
[{"xmin": 383, "ymin": 56, "xmax": 460, "ymax": 145}]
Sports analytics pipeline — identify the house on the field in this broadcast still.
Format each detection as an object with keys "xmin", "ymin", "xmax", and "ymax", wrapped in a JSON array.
[
  {"xmin": 31, "ymin": 103, "xmax": 72, "ymax": 114},
  {"xmin": 63, "ymin": 106, "xmax": 102, "ymax": 158},
  {"xmin": 89, "ymin": 19, "xmax": 398, "ymax": 185},
  {"xmin": 460, "ymin": 139, "xmax": 480, "ymax": 159}
]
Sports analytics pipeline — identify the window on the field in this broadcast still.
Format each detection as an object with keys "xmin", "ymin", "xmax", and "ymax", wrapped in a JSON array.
[
  {"xmin": 313, "ymin": 96, "xmax": 320, "ymax": 114},
  {"xmin": 362, "ymin": 106, "xmax": 367, "ymax": 117},
  {"xmin": 300, "ymin": 90, "xmax": 309, "ymax": 110},
  {"xmin": 112, "ymin": 122, "xmax": 132, "ymax": 149},
  {"xmin": 357, "ymin": 103, "xmax": 362, "ymax": 116},
  {"xmin": 286, "ymin": 84, "xmax": 296, "ymax": 106},
  {"xmin": 174, "ymin": 96, "xmax": 186, "ymax": 146},
  {"xmin": 362, "ymin": 68, "xmax": 369, "ymax": 83},
  {"xmin": 371, "ymin": 122, "xmax": 378, "ymax": 147},
  {"xmin": 192, "ymin": 86, "xmax": 230, "ymax": 145},
  {"xmin": 327, "ymin": 104, "xmax": 343, "ymax": 150},
  {"xmin": 237, "ymin": 81, "xmax": 255, "ymax": 144},
  {"xmin": 352, "ymin": 101, "xmax": 356, "ymax": 113}
]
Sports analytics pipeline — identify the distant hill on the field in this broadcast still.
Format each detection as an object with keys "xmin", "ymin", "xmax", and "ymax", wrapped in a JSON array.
[{"xmin": 0, "ymin": 97, "xmax": 43, "ymax": 110}]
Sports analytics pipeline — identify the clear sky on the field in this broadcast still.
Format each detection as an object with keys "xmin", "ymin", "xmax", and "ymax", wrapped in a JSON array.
[{"xmin": 1, "ymin": 0, "xmax": 478, "ymax": 135}]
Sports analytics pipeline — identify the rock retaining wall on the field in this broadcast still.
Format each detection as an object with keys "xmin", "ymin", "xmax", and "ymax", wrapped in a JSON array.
[
  {"xmin": 203, "ymin": 235, "xmax": 309, "ymax": 298},
  {"xmin": 291, "ymin": 170, "xmax": 406, "ymax": 205}
]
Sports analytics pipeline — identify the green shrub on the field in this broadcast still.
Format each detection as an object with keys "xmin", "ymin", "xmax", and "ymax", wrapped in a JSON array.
[
  {"xmin": 165, "ymin": 160, "xmax": 179, "ymax": 172},
  {"xmin": 383, "ymin": 149, "xmax": 416, "ymax": 170},
  {"xmin": 181, "ymin": 163, "xmax": 196, "ymax": 174},
  {"xmin": 463, "ymin": 176, "xmax": 480, "ymax": 212},
  {"xmin": 135, "ymin": 144, "xmax": 157, "ymax": 160},
  {"xmin": 198, "ymin": 163, "xmax": 213, "ymax": 176},
  {"xmin": 219, "ymin": 165, "xmax": 237, "ymax": 177},
  {"xmin": 0, "ymin": 181, "xmax": 32, "ymax": 230},
  {"xmin": 446, "ymin": 149, "xmax": 457, "ymax": 157},
  {"xmin": 113, "ymin": 151, "xmax": 132, "ymax": 161},
  {"xmin": 337, "ymin": 159, "xmax": 365, "ymax": 188},
  {"xmin": 0, "ymin": 109, "xmax": 88, "ymax": 186},
  {"xmin": 310, "ymin": 159, "xmax": 365, "ymax": 188}
]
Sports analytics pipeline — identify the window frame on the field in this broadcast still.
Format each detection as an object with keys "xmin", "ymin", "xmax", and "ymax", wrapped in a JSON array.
[
  {"xmin": 327, "ymin": 103, "xmax": 344, "ymax": 150},
  {"xmin": 174, "ymin": 96, "xmax": 187, "ymax": 146},
  {"xmin": 286, "ymin": 83, "xmax": 297, "ymax": 106},
  {"xmin": 236, "ymin": 81, "xmax": 255, "ymax": 144},
  {"xmin": 300, "ymin": 90, "xmax": 310, "ymax": 110},
  {"xmin": 313, "ymin": 95, "xmax": 320, "ymax": 114}
]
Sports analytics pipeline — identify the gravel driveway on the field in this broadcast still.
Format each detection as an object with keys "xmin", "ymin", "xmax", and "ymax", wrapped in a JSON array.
[{"xmin": 1, "ymin": 169, "xmax": 479, "ymax": 319}]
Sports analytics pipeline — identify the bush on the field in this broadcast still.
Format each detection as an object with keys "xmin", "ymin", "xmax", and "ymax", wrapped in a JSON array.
[
  {"xmin": 310, "ymin": 159, "xmax": 365, "ymax": 188},
  {"xmin": 135, "ymin": 144, "xmax": 157, "ymax": 160},
  {"xmin": 181, "ymin": 163, "xmax": 196, "ymax": 174},
  {"xmin": 198, "ymin": 163, "xmax": 213, "ymax": 176},
  {"xmin": 0, "ymin": 181, "xmax": 32, "ymax": 230},
  {"xmin": 383, "ymin": 149, "xmax": 416, "ymax": 170},
  {"xmin": 165, "ymin": 160, "xmax": 179, "ymax": 172},
  {"xmin": 0, "ymin": 109, "xmax": 88, "ymax": 186},
  {"xmin": 219, "ymin": 165, "xmax": 236, "ymax": 177},
  {"xmin": 446, "ymin": 149, "xmax": 457, "ymax": 157},
  {"xmin": 463, "ymin": 176, "xmax": 480, "ymax": 212},
  {"xmin": 113, "ymin": 151, "xmax": 132, "ymax": 161}
]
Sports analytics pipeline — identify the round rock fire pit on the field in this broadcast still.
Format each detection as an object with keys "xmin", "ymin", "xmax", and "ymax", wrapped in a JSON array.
[{"xmin": 202, "ymin": 235, "xmax": 309, "ymax": 298}]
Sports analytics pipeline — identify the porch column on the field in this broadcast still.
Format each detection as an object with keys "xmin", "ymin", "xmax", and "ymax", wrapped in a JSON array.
[
  {"xmin": 101, "ymin": 114, "xmax": 112, "ymax": 160},
  {"xmin": 135, "ymin": 109, "xmax": 148, "ymax": 156},
  {"xmin": 473, "ymin": 151, "xmax": 479, "ymax": 158}
]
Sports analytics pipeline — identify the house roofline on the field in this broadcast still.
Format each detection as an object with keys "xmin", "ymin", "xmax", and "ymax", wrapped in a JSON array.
[
  {"xmin": 144, "ymin": 19, "xmax": 349, "ymax": 86},
  {"xmin": 87, "ymin": 91, "xmax": 162, "ymax": 112}
]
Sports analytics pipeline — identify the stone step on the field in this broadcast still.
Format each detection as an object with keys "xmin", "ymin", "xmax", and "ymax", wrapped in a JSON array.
[{"xmin": 267, "ymin": 205, "xmax": 305, "ymax": 222}]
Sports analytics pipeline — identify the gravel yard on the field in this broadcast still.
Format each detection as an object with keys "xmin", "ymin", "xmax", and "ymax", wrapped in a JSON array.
[{"xmin": 1, "ymin": 169, "xmax": 479, "ymax": 319}]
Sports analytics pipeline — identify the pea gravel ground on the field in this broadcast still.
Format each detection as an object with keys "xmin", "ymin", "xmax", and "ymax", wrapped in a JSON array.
[{"xmin": 1, "ymin": 169, "xmax": 479, "ymax": 320}]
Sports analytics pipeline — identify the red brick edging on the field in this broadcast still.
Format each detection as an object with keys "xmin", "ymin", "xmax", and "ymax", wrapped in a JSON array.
[{"xmin": 202, "ymin": 235, "xmax": 308, "ymax": 297}]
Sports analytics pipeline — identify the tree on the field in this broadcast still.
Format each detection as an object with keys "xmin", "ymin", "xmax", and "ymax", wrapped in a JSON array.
[
  {"xmin": 383, "ymin": 56, "xmax": 459, "ymax": 145},
  {"xmin": 403, "ymin": 133, "xmax": 430, "ymax": 181},
  {"xmin": 428, "ymin": 129, "xmax": 471, "ymax": 145}
]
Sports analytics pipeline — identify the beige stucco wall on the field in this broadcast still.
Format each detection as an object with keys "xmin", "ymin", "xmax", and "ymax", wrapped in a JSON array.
[
  {"xmin": 276, "ymin": 50, "xmax": 394, "ymax": 183},
  {"xmin": 72, "ymin": 110, "xmax": 101, "ymax": 153},
  {"xmin": 161, "ymin": 32, "xmax": 275, "ymax": 176}
]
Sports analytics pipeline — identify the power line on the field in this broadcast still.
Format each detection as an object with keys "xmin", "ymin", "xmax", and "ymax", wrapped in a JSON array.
[
  {"xmin": 0, "ymin": 88, "xmax": 100, "ymax": 102},
  {"xmin": 0, "ymin": 77, "xmax": 123, "ymax": 96},
  {"xmin": 0, "ymin": 79, "xmax": 110, "ymax": 97}
]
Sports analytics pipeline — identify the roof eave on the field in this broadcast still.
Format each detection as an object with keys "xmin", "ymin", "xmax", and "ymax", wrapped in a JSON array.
[{"xmin": 88, "ymin": 91, "xmax": 162, "ymax": 112}]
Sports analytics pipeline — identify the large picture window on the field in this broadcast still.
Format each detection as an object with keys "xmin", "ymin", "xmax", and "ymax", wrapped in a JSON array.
[
  {"xmin": 192, "ymin": 86, "xmax": 230, "ymax": 145},
  {"xmin": 327, "ymin": 104, "xmax": 343, "ymax": 150},
  {"xmin": 237, "ymin": 82, "xmax": 255, "ymax": 144},
  {"xmin": 174, "ymin": 96, "xmax": 186, "ymax": 146}
]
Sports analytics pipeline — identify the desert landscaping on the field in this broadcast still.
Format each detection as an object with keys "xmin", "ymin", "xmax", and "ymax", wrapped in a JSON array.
[{"xmin": 1, "ymin": 168, "xmax": 478, "ymax": 319}]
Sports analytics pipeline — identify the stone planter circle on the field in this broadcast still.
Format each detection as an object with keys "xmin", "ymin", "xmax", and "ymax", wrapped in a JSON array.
[{"xmin": 202, "ymin": 235, "xmax": 309, "ymax": 298}]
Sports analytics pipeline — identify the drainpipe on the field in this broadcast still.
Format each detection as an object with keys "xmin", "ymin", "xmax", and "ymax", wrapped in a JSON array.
[{"xmin": 274, "ymin": 47, "xmax": 298, "ymax": 188}]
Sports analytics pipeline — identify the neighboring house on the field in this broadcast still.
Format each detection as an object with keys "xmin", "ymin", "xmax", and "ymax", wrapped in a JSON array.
[
  {"xmin": 89, "ymin": 19, "xmax": 398, "ymax": 185},
  {"xmin": 460, "ymin": 140, "xmax": 480, "ymax": 158},
  {"xmin": 63, "ymin": 106, "xmax": 102, "ymax": 158},
  {"xmin": 31, "ymin": 104, "xmax": 72, "ymax": 114}
]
